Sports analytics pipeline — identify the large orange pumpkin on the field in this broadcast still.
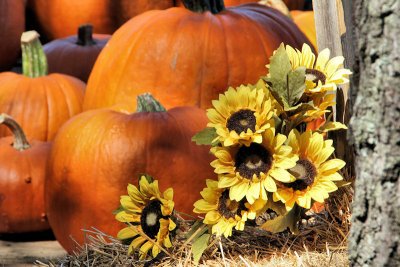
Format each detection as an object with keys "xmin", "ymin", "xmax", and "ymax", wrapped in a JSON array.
[
  {"xmin": 44, "ymin": 24, "xmax": 110, "ymax": 82},
  {"xmin": 0, "ymin": 0, "xmax": 25, "ymax": 71},
  {"xmin": 83, "ymin": 0, "xmax": 311, "ymax": 112},
  {"xmin": 46, "ymin": 94, "xmax": 214, "ymax": 253},
  {"xmin": 27, "ymin": 0, "xmax": 177, "ymax": 41},
  {"xmin": 0, "ymin": 31, "xmax": 85, "ymax": 141},
  {"xmin": 0, "ymin": 114, "xmax": 51, "ymax": 233}
]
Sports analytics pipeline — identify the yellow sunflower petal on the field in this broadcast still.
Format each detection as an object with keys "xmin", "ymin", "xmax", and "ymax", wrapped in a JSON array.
[
  {"xmin": 204, "ymin": 210, "xmax": 222, "ymax": 224},
  {"xmin": 315, "ymin": 48, "xmax": 330, "ymax": 70},
  {"xmin": 218, "ymin": 175, "xmax": 239, "ymax": 188},
  {"xmin": 117, "ymin": 226, "xmax": 139, "ymax": 240},
  {"xmin": 319, "ymin": 159, "xmax": 346, "ymax": 174},
  {"xmin": 324, "ymin": 56, "xmax": 344, "ymax": 78},
  {"xmin": 263, "ymin": 176, "xmax": 278, "ymax": 192},
  {"xmin": 269, "ymin": 168, "xmax": 293, "ymax": 183},
  {"xmin": 115, "ymin": 211, "xmax": 141, "ymax": 223},
  {"xmin": 193, "ymin": 199, "xmax": 218, "ymax": 213},
  {"xmin": 229, "ymin": 181, "xmax": 249, "ymax": 202},
  {"xmin": 120, "ymin": 196, "xmax": 142, "ymax": 212},
  {"xmin": 139, "ymin": 241, "xmax": 153, "ymax": 259}
]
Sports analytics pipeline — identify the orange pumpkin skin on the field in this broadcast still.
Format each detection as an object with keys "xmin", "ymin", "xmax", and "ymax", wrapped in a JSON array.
[
  {"xmin": 0, "ymin": 117, "xmax": 51, "ymax": 233},
  {"xmin": 290, "ymin": 10, "xmax": 317, "ymax": 50},
  {"xmin": 44, "ymin": 25, "xmax": 111, "ymax": 82},
  {"xmin": 0, "ymin": 0, "xmax": 25, "ymax": 71},
  {"xmin": 0, "ymin": 73, "xmax": 85, "ymax": 141},
  {"xmin": 84, "ymin": 5, "xmax": 311, "ymax": 112},
  {"xmin": 46, "ymin": 106, "xmax": 214, "ymax": 253},
  {"xmin": 27, "ymin": 0, "xmax": 176, "ymax": 41}
]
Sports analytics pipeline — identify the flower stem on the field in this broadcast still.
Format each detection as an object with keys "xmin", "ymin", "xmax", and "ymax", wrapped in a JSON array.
[
  {"xmin": 21, "ymin": 31, "xmax": 48, "ymax": 78},
  {"xmin": 0, "ymin": 114, "xmax": 30, "ymax": 151}
]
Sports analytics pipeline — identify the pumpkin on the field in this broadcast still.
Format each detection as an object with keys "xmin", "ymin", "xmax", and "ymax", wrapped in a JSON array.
[
  {"xmin": 83, "ymin": 0, "xmax": 311, "ymax": 112},
  {"xmin": 0, "ymin": 31, "xmax": 85, "ymax": 141},
  {"xmin": 290, "ymin": 10, "xmax": 317, "ymax": 50},
  {"xmin": 46, "ymin": 94, "xmax": 215, "ymax": 253},
  {"xmin": 44, "ymin": 24, "xmax": 110, "ymax": 82},
  {"xmin": 27, "ymin": 0, "xmax": 177, "ymax": 41},
  {"xmin": 0, "ymin": 114, "xmax": 51, "ymax": 233},
  {"xmin": 0, "ymin": 0, "xmax": 25, "ymax": 71}
]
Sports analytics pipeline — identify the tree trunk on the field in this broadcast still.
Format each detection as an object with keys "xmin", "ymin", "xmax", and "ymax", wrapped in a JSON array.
[{"xmin": 348, "ymin": 0, "xmax": 400, "ymax": 266}]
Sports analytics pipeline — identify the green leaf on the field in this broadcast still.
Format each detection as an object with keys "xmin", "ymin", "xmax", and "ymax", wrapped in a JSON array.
[
  {"xmin": 112, "ymin": 205, "xmax": 124, "ymax": 215},
  {"xmin": 268, "ymin": 43, "xmax": 292, "ymax": 83},
  {"xmin": 318, "ymin": 122, "xmax": 348, "ymax": 133},
  {"xmin": 185, "ymin": 220, "xmax": 208, "ymax": 240},
  {"xmin": 260, "ymin": 205, "xmax": 302, "ymax": 234},
  {"xmin": 285, "ymin": 102, "xmax": 315, "ymax": 114},
  {"xmin": 287, "ymin": 67, "xmax": 306, "ymax": 106},
  {"xmin": 266, "ymin": 44, "xmax": 307, "ymax": 110},
  {"xmin": 192, "ymin": 233, "xmax": 211, "ymax": 264},
  {"xmin": 192, "ymin": 127, "xmax": 218, "ymax": 146}
]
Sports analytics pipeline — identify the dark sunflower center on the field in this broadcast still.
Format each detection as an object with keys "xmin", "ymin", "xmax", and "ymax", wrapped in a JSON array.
[
  {"xmin": 140, "ymin": 200, "xmax": 166, "ymax": 239},
  {"xmin": 218, "ymin": 190, "xmax": 247, "ymax": 219},
  {"xmin": 286, "ymin": 159, "xmax": 317, "ymax": 191},
  {"xmin": 226, "ymin": 109, "xmax": 256, "ymax": 134},
  {"xmin": 306, "ymin": 69, "xmax": 326, "ymax": 85},
  {"xmin": 235, "ymin": 143, "xmax": 273, "ymax": 179}
]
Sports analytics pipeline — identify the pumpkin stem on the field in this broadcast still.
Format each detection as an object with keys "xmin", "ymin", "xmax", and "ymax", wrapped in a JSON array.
[
  {"xmin": 182, "ymin": 0, "xmax": 225, "ymax": 14},
  {"xmin": 77, "ymin": 24, "xmax": 96, "ymax": 46},
  {"xmin": 21, "ymin": 31, "xmax": 48, "ymax": 78},
  {"xmin": 136, "ymin": 93, "xmax": 167, "ymax": 112},
  {"xmin": 0, "ymin": 114, "xmax": 31, "ymax": 151}
]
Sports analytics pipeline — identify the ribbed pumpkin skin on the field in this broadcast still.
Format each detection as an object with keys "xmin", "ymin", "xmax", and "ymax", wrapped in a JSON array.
[
  {"xmin": 46, "ymin": 106, "xmax": 214, "ymax": 253},
  {"xmin": 290, "ymin": 10, "xmax": 317, "ymax": 50},
  {"xmin": 0, "ymin": 138, "xmax": 51, "ymax": 233},
  {"xmin": 84, "ymin": 5, "xmax": 311, "ymax": 112},
  {"xmin": 27, "ymin": 0, "xmax": 176, "ymax": 40},
  {"xmin": 0, "ymin": 73, "xmax": 85, "ymax": 141},
  {"xmin": 0, "ymin": 0, "xmax": 25, "ymax": 71},
  {"xmin": 44, "ymin": 34, "xmax": 110, "ymax": 82}
]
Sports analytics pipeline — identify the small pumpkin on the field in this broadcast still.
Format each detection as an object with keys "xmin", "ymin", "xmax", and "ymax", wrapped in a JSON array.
[
  {"xmin": 83, "ymin": 0, "xmax": 311, "ymax": 112},
  {"xmin": 27, "ymin": 0, "xmax": 177, "ymax": 41},
  {"xmin": 0, "ymin": 114, "xmax": 51, "ymax": 233},
  {"xmin": 0, "ymin": 0, "xmax": 25, "ymax": 71},
  {"xmin": 290, "ymin": 10, "xmax": 317, "ymax": 50},
  {"xmin": 44, "ymin": 24, "xmax": 110, "ymax": 82},
  {"xmin": 0, "ymin": 31, "xmax": 85, "ymax": 141},
  {"xmin": 46, "ymin": 94, "xmax": 214, "ymax": 253}
]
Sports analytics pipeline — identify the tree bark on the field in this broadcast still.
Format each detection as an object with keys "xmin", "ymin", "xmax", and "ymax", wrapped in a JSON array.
[{"xmin": 348, "ymin": 0, "xmax": 400, "ymax": 266}]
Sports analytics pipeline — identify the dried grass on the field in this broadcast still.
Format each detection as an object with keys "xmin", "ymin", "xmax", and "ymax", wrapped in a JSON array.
[{"xmin": 36, "ymin": 183, "xmax": 352, "ymax": 267}]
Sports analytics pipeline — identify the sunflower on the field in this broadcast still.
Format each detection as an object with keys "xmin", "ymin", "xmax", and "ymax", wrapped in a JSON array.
[
  {"xmin": 283, "ymin": 43, "xmax": 352, "ymax": 94},
  {"xmin": 206, "ymin": 85, "xmax": 275, "ymax": 147},
  {"xmin": 211, "ymin": 128, "xmax": 298, "ymax": 204},
  {"xmin": 193, "ymin": 179, "xmax": 266, "ymax": 238},
  {"xmin": 115, "ymin": 176, "xmax": 176, "ymax": 259},
  {"xmin": 274, "ymin": 130, "xmax": 345, "ymax": 210}
]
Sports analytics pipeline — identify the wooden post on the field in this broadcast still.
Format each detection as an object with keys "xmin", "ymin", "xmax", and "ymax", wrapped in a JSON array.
[{"xmin": 312, "ymin": 0, "xmax": 355, "ymax": 177}]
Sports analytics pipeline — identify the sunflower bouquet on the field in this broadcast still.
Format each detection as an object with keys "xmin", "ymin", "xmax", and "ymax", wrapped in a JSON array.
[{"xmin": 114, "ymin": 43, "xmax": 352, "ymax": 262}]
